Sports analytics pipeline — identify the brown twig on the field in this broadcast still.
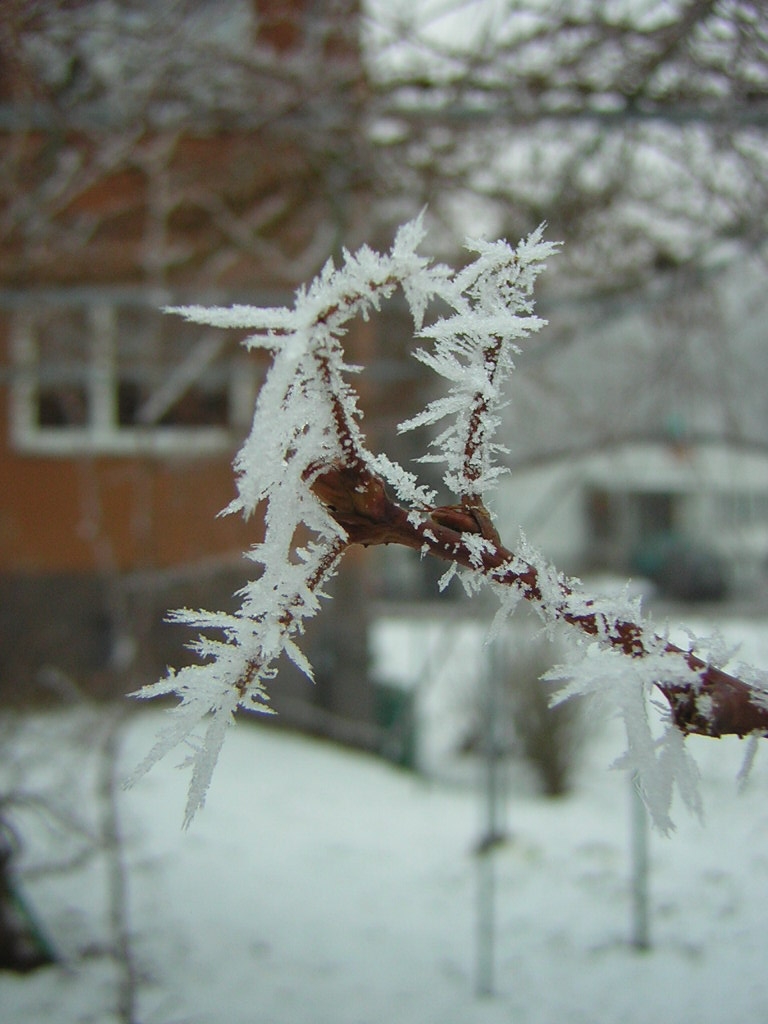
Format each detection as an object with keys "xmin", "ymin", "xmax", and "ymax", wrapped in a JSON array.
[
  {"xmin": 235, "ymin": 535, "xmax": 347, "ymax": 699},
  {"xmin": 461, "ymin": 334, "xmax": 504, "ymax": 506},
  {"xmin": 310, "ymin": 459, "xmax": 768, "ymax": 740}
]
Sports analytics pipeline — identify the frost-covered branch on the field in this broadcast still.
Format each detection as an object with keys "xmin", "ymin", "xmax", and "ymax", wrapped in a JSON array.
[
  {"xmin": 128, "ymin": 215, "xmax": 452, "ymax": 824},
  {"xmin": 309, "ymin": 459, "xmax": 768, "ymax": 833},
  {"xmin": 400, "ymin": 227, "xmax": 557, "ymax": 505},
  {"xmin": 130, "ymin": 217, "xmax": 768, "ymax": 829},
  {"xmin": 313, "ymin": 460, "xmax": 768, "ymax": 741}
]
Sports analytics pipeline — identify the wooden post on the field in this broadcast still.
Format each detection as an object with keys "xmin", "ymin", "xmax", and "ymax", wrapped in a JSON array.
[
  {"xmin": 630, "ymin": 772, "xmax": 651, "ymax": 951},
  {"xmin": 476, "ymin": 639, "xmax": 505, "ymax": 996}
]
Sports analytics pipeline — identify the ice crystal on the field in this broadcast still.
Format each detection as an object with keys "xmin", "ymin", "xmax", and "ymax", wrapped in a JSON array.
[
  {"xmin": 399, "ymin": 225, "xmax": 559, "ymax": 500},
  {"xmin": 129, "ymin": 215, "xmax": 456, "ymax": 822}
]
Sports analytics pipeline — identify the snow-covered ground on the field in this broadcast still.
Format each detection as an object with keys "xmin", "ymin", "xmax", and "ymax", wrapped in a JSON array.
[{"xmin": 2, "ymin": 614, "xmax": 768, "ymax": 1024}]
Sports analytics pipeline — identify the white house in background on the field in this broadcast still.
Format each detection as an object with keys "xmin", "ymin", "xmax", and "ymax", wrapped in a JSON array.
[{"xmin": 495, "ymin": 443, "xmax": 768, "ymax": 601}]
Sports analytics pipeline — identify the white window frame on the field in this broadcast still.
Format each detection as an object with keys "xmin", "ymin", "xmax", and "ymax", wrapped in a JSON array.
[{"xmin": 10, "ymin": 298, "xmax": 257, "ymax": 456}]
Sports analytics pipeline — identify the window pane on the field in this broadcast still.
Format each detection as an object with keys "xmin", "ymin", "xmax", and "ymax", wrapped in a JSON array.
[
  {"xmin": 115, "ymin": 308, "xmax": 230, "ymax": 428},
  {"xmin": 36, "ymin": 307, "xmax": 90, "ymax": 427}
]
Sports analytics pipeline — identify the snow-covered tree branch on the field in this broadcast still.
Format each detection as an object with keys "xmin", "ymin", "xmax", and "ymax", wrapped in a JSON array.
[{"xmin": 129, "ymin": 216, "xmax": 768, "ymax": 831}]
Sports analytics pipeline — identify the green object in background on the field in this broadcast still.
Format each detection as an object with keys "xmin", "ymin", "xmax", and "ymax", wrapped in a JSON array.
[
  {"xmin": 0, "ymin": 822, "xmax": 58, "ymax": 972},
  {"xmin": 4, "ymin": 875, "xmax": 59, "ymax": 970},
  {"xmin": 631, "ymin": 533, "xmax": 728, "ymax": 602},
  {"xmin": 374, "ymin": 682, "xmax": 416, "ymax": 770}
]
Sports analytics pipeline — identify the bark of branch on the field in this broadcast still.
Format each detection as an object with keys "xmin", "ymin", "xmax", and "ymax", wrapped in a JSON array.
[{"xmin": 310, "ymin": 461, "xmax": 768, "ymax": 740}]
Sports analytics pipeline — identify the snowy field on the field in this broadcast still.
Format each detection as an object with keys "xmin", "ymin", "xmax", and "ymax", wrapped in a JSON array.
[{"xmin": 2, "ymin": 615, "xmax": 768, "ymax": 1024}]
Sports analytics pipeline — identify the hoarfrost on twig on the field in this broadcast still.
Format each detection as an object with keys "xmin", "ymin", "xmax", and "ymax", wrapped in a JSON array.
[{"xmin": 127, "ymin": 216, "xmax": 768, "ymax": 830}]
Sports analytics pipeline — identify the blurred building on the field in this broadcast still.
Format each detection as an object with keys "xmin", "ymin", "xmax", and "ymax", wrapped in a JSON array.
[
  {"xmin": 0, "ymin": 0, "xmax": 390, "ymax": 723},
  {"xmin": 495, "ymin": 443, "xmax": 768, "ymax": 604}
]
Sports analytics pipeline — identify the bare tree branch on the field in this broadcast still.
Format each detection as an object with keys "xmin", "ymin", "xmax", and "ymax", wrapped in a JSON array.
[{"xmin": 311, "ymin": 459, "xmax": 768, "ymax": 739}]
